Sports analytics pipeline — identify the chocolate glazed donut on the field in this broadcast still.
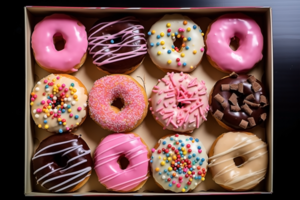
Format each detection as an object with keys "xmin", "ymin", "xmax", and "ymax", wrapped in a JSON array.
[
  {"xmin": 32, "ymin": 133, "xmax": 93, "ymax": 193},
  {"xmin": 210, "ymin": 72, "xmax": 268, "ymax": 130},
  {"xmin": 87, "ymin": 16, "xmax": 147, "ymax": 74}
]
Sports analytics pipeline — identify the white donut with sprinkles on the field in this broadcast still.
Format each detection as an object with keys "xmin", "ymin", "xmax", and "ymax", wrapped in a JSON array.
[
  {"xmin": 30, "ymin": 74, "xmax": 88, "ymax": 133},
  {"xmin": 147, "ymin": 14, "xmax": 205, "ymax": 73},
  {"xmin": 150, "ymin": 134, "xmax": 208, "ymax": 193}
]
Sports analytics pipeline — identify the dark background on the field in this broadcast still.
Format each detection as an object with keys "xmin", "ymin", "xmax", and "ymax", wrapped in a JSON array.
[{"xmin": 14, "ymin": 0, "xmax": 299, "ymax": 198}]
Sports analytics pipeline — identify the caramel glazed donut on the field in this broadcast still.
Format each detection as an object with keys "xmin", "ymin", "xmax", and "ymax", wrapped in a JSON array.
[
  {"xmin": 208, "ymin": 132, "xmax": 268, "ymax": 191},
  {"xmin": 32, "ymin": 133, "xmax": 93, "ymax": 193},
  {"xmin": 210, "ymin": 72, "xmax": 269, "ymax": 130}
]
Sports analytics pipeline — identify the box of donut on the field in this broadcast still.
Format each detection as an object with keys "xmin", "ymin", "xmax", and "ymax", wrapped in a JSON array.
[{"xmin": 24, "ymin": 6, "xmax": 273, "ymax": 196}]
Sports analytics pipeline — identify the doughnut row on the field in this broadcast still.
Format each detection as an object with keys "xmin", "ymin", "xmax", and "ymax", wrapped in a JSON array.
[{"xmin": 29, "ymin": 12, "xmax": 269, "ymax": 193}]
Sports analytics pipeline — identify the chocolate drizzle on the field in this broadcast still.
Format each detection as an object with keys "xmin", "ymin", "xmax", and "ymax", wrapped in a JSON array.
[
  {"xmin": 210, "ymin": 74, "xmax": 269, "ymax": 130},
  {"xmin": 32, "ymin": 133, "xmax": 93, "ymax": 193},
  {"xmin": 87, "ymin": 16, "xmax": 147, "ymax": 74}
]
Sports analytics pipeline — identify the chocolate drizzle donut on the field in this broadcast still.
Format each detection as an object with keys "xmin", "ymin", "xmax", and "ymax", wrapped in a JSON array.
[
  {"xmin": 32, "ymin": 133, "xmax": 93, "ymax": 193},
  {"xmin": 87, "ymin": 16, "xmax": 147, "ymax": 74},
  {"xmin": 209, "ymin": 72, "xmax": 268, "ymax": 130}
]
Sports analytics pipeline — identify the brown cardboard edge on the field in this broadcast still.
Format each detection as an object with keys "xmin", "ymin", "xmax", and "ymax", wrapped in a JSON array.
[
  {"xmin": 265, "ymin": 7, "xmax": 274, "ymax": 194},
  {"xmin": 24, "ymin": 6, "xmax": 273, "ymax": 196}
]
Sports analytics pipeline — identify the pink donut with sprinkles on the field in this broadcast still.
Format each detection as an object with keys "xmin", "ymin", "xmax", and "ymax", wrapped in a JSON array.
[
  {"xmin": 31, "ymin": 13, "xmax": 88, "ymax": 73},
  {"xmin": 88, "ymin": 75, "xmax": 148, "ymax": 132},
  {"xmin": 149, "ymin": 72, "xmax": 209, "ymax": 133}
]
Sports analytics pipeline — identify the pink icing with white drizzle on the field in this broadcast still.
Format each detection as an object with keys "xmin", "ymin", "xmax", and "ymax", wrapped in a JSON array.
[
  {"xmin": 88, "ymin": 75, "xmax": 147, "ymax": 132},
  {"xmin": 31, "ymin": 13, "xmax": 88, "ymax": 72},
  {"xmin": 149, "ymin": 72, "xmax": 209, "ymax": 133},
  {"xmin": 87, "ymin": 16, "xmax": 147, "ymax": 66},
  {"xmin": 94, "ymin": 133, "xmax": 150, "ymax": 192},
  {"xmin": 205, "ymin": 13, "xmax": 263, "ymax": 73}
]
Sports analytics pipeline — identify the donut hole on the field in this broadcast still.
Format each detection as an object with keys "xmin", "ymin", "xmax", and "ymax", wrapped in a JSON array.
[
  {"xmin": 233, "ymin": 156, "xmax": 245, "ymax": 167},
  {"xmin": 110, "ymin": 36, "xmax": 123, "ymax": 44},
  {"xmin": 53, "ymin": 33, "xmax": 66, "ymax": 51},
  {"xmin": 53, "ymin": 153, "xmax": 68, "ymax": 168},
  {"xmin": 177, "ymin": 102, "xmax": 186, "ymax": 108},
  {"xmin": 117, "ymin": 155, "xmax": 130, "ymax": 170},
  {"xmin": 111, "ymin": 97, "xmax": 125, "ymax": 112},
  {"xmin": 229, "ymin": 36, "xmax": 240, "ymax": 51},
  {"xmin": 173, "ymin": 37, "xmax": 184, "ymax": 51}
]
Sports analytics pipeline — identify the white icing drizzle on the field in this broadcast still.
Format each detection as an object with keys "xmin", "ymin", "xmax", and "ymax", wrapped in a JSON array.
[
  {"xmin": 32, "ymin": 138, "xmax": 91, "ymax": 192},
  {"xmin": 208, "ymin": 132, "xmax": 268, "ymax": 191}
]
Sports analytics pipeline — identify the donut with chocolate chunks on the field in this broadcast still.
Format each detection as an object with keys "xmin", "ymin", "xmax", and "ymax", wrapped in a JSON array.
[{"xmin": 209, "ymin": 72, "xmax": 268, "ymax": 130}]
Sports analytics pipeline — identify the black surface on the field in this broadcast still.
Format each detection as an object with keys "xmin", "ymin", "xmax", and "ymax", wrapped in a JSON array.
[{"xmin": 14, "ymin": 0, "xmax": 300, "ymax": 198}]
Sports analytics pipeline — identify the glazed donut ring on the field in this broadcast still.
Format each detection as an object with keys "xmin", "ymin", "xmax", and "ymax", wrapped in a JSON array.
[
  {"xmin": 32, "ymin": 133, "xmax": 93, "ymax": 193},
  {"xmin": 205, "ymin": 13, "xmax": 263, "ymax": 73},
  {"xmin": 209, "ymin": 72, "xmax": 268, "ymax": 130},
  {"xmin": 208, "ymin": 131, "xmax": 268, "ymax": 191},
  {"xmin": 147, "ymin": 14, "xmax": 205, "ymax": 73},
  {"xmin": 94, "ymin": 133, "xmax": 151, "ymax": 192},
  {"xmin": 88, "ymin": 74, "xmax": 148, "ymax": 132},
  {"xmin": 31, "ymin": 13, "xmax": 88, "ymax": 73},
  {"xmin": 149, "ymin": 72, "xmax": 209, "ymax": 133},
  {"xmin": 30, "ymin": 74, "xmax": 88, "ymax": 133}
]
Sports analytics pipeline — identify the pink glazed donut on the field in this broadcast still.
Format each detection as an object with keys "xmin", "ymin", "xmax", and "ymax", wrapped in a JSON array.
[
  {"xmin": 31, "ymin": 13, "xmax": 88, "ymax": 73},
  {"xmin": 205, "ymin": 13, "xmax": 263, "ymax": 74},
  {"xmin": 94, "ymin": 133, "xmax": 151, "ymax": 192}
]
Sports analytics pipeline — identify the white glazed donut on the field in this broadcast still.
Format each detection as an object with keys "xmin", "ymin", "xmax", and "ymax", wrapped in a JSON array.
[
  {"xmin": 149, "ymin": 72, "xmax": 209, "ymax": 133},
  {"xmin": 147, "ymin": 14, "xmax": 205, "ymax": 73},
  {"xmin": 150, "ymin": 134, "xmax": 208, "ymax": 193}
]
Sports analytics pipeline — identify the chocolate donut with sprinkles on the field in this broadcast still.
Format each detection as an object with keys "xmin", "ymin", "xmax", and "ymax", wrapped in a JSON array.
[
  {"xmin": 88, "ymin": 16, "xmax": 147, "ymax": 74},
  {"xmin": 88, "ymin": 74, "xmax": 148, "ymax": 132},
  {"xmin": 30, "ymin": 74, "xmax": 88, "ymax": 133},
  {"xmin": 150, "ymin": 134, "xmax": 208, "ymax": 193},
  {"xmin": 147, "ymin": 14, "xmax": 205, "ymax": 73},
  {"xmin": 149, "ymin": 72, "xmax": 209, "ymax": 133}
]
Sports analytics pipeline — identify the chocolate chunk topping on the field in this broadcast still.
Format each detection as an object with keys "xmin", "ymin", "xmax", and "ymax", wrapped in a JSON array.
[
  {"xmin": 243, "ymin": 100, "xmax": 260, "ymax": 107},
  {"xmin": 252, "ymin": 82, "xmax": 262, "ymax": 92},
  {"xmin": 248, "ymin": 75, "xmax": 256, "ymax": 83},
  {"xmin": 221, "ymin": 84, "xmax": 230, "ymax": 91},
  {"xmin": 260, "ymin": 95, "xmax": 267, "ymax": 105},
  {"xmin": 241, "ymin": 104, "xmax": 253, "ymax": 115},
  {"xmin": 214, "ymin": 93, "xmax": 225, "ymax": 103},
  {"xmin": 213, "ymin": 109, "xmax": 224, "ymax": 120},
  {"xmin": 231, "ymin": 105, "xmax": 241, "ymax": 112},
  {"xmin": 248, "ymin": 117, "xmax": 256, "ymax": 127},
  {"xmin": 245, "ymin": 94, "xmax": 255, "ymax": 101},
  {"xmin": 229, "ymin": 93, "xmax": 238, "ymax": 105},
  {"xmin": 239, "ymin": 119, "xmax": 248, "ymax": 129},
  {"xmin": 229, "ymin": 72, "xmax": 238, "ymax": 78},
  {"xmin": 238, "ymin": 82, "xmax": 244, "ymax": 93},
  {"xmin": 221, "ymin": 101, "xmax": 228, "ymax": 109},
  {"xmin": 261, "ymin": 113, "xmax": 267, "ymax": 121},
  {"xmin": 230, "ymin": 84, "xmax": 238, "ymax": 90}
]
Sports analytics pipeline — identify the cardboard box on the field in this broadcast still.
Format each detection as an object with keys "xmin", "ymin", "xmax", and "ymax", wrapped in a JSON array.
[{"xmin": 25, "ymin": 6, "xmax": 273, "ymax": 196}]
